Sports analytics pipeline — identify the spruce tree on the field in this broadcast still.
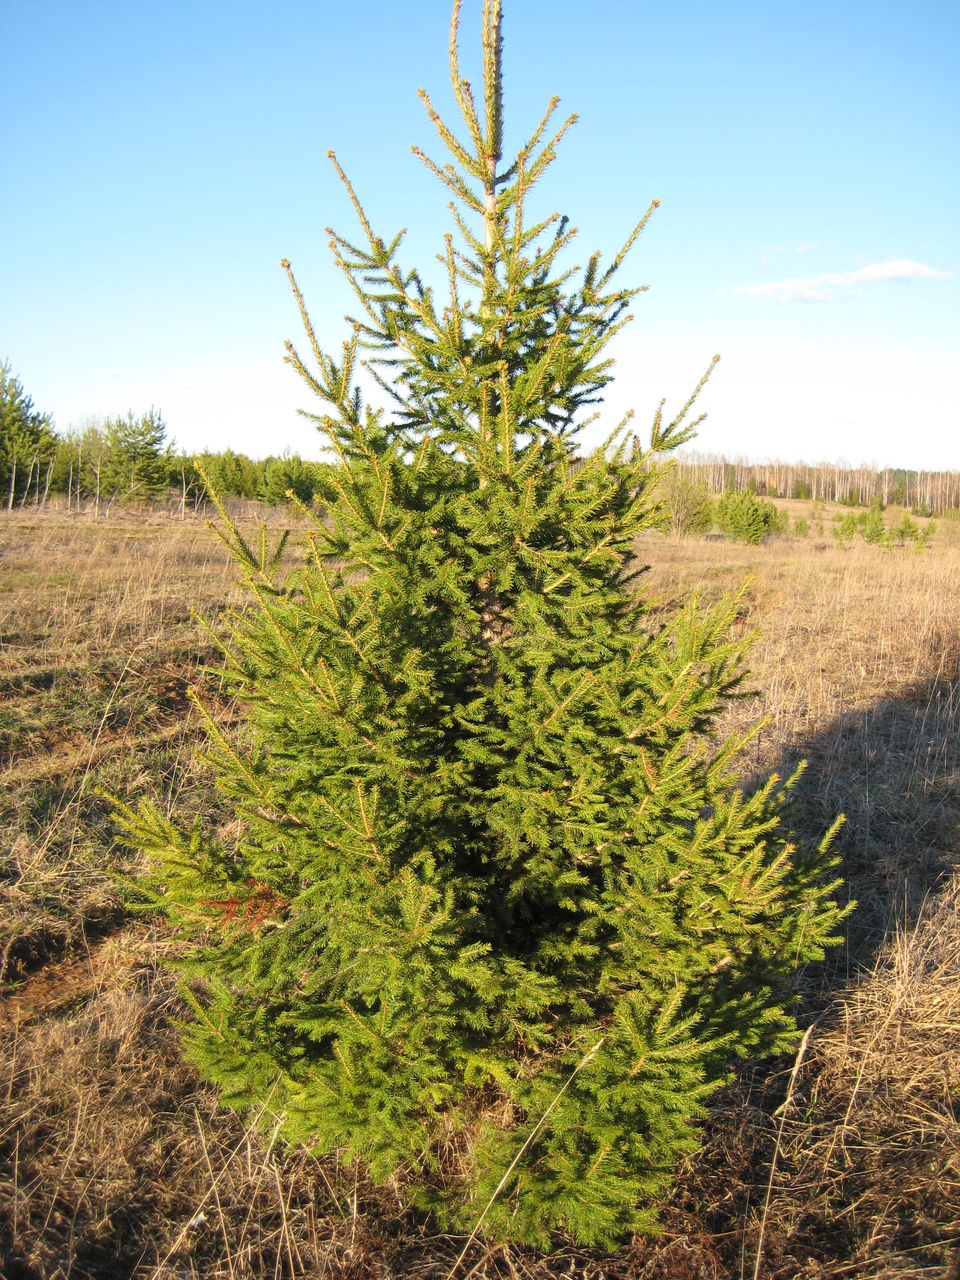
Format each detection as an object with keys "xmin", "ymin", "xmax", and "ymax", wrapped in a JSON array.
[
  {"xmin": 117, "ymin": 0, "xmax": 847, "ymax": 1248},
  {"xmin": 0, "ymin": 360, "xmax": 56, "ymax": 507},
  {"xmin": 102, "ymin": 408, "xmax": 169, "ymax": 499}
]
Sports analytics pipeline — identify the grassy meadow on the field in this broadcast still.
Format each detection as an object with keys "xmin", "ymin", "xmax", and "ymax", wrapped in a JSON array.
[{"xmin": 1, "ymin": 502, "xmax": 958, "ymax": 1279}]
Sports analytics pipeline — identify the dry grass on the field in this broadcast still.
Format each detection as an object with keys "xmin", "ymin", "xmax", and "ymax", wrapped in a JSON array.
[
  {"xmin": 782, "ymin": 871, "xmax": 960, "ymax": 1274},
  {"xmin": 1, "ymin": 509, "xmax": 958, "ymax": 1278}
]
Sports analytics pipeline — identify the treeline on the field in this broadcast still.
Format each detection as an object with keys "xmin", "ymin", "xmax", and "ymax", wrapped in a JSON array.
[
  {"xmin": 4, "ymin": 358, "xmax": 957, "ymax": 518},
  {"xmin": 672, "ymin": 451, "xmax": 960, "ymax": 517},
  {"xmin": 0, "ymin": 361, "xmax": 326, "ymax": 513}
]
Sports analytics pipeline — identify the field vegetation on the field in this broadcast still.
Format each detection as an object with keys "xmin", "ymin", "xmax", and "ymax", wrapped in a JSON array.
[{"xmin": 1, "ymin": 501, "xmax": 957, "ymax": 1278}]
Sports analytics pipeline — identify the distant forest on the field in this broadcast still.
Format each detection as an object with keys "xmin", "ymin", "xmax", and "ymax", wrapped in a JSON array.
[
  {"xmin": 671, "ymin": 451, "xmax": 960, "ymax": 516},
  {"xmin": 2, "ymin": 360, "xmax": 958, "ymax": 517},
  {"xmin": 0, "ymin": 362, "xmax": 325, "ymax": 515}
]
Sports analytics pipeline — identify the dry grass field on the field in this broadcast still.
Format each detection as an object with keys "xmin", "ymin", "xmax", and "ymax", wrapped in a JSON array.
[{"xmin": 1, "ymin": 506, "xmax": 958, "ymax": 1279}]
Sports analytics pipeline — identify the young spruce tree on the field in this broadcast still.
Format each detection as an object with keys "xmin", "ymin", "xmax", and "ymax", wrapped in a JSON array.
[{"xmin": 118, "ymin": 0, "xmax": 846, "ymax": 1248}]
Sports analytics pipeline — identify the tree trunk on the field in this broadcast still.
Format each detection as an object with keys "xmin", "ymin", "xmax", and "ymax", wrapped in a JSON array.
[
  {"xmin": 40, "ymin": 460, "xmax": 53, "ymax": 509},
  {"xmin": 19, "ymin": 455, "xmax": 37, "ymax": 509}
]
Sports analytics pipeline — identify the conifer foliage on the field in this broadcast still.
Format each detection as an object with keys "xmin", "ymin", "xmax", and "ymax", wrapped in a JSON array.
[{"xmin": 119, "ymin": 0, "xmax": 847, "ymax": 1248}]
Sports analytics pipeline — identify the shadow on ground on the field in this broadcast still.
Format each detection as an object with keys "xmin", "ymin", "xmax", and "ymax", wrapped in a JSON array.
[{"xmin": 772, "ymin": 654, "xmax": 960, "ymax": 975}]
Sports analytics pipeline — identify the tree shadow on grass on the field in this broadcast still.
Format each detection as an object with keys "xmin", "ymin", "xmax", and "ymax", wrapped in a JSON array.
[{"xmin": 773, "ymin": 651, "xmax": 960, "ymax": 979}]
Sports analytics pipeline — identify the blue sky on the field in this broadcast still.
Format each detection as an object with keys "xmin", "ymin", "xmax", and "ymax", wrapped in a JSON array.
[{"xmin": 3, "ymin": 1, "xmax": 958, "ymax": 468}]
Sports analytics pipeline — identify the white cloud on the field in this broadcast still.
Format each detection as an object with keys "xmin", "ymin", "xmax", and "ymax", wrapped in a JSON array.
[
  {"xmin": 736, "ymin": 258, "xmax": 954, "ymax": 303},
  {"xmin": 760, "ymin": 240, "xmax": 820, "ymax": 264}
]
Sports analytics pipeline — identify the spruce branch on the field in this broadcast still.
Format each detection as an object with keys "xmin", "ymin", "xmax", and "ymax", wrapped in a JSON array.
[
  {"xmin": 447, "ymin": 0, "xmax": 485, "ymax": 160},
  {"xmin": 597, "ymin": 197, "xmax": 661, "ymax": 290},
  {"xmin": 653, "ymin": 354, "xmax": 721, "ymax": 452}
]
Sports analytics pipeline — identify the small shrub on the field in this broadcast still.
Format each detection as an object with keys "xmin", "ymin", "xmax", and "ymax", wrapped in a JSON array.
[
  {"xmin": 793, "ymin": 517, "xmax": 809, "ymax": 538},
  {"xmin": 889, "ymin": 513, "xmax": 919, "ymax": 544},
  {"xmin": 717, "ymin": 490, "xmax": 785, "ymax": 544},
  {"xmin": 915, "ymin": 519, "xmax": 936, "ymax": 548},
  {"xmin": 857, "ymin": 506, "xmax": 885, "ymax": 544},
  {"xmin": 660, "ymin": 470, "xmax": 714, "ymax": 539},
  {"xmin": 831, "ymin": 512, "xmax": 859, "ymax": 546}
]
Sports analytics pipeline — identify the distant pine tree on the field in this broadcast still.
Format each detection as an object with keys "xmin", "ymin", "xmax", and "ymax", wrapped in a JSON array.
[
  {"xmin": 258, "ymin": 453, "xmax": 320, "ymax": 507},
  {"xmin": 117, "ymin": 0, "xmax": 847, "ymax": 1248},
  {"xmin": 0, "ymin": 360, "xmax": 56, "ymax": 507},
  {"xmin": 101, "ymin": 408, "xmax": 169, "ymax": 499},
  {"xmin": 197, "ymin": 448, "xmax": 259, "ymax": 500}
]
